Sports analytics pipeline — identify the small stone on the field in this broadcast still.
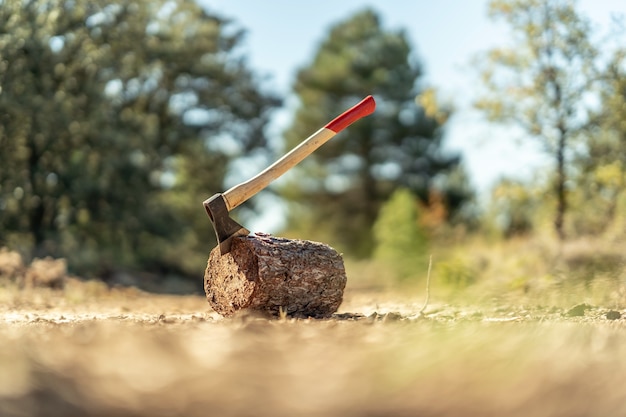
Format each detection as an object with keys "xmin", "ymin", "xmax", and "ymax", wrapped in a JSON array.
[
  {"xmin": 565, "ymin": 303, "xmax": 592, "ymax": 317},
  {"xmin": 382, "ymin": 312, "xmax": 403, "ymax": 322},
  {"xmin": 605, "ymin": 310, "xmax": 621, "ymax": 320},
  {"xmin": 367, "ymin": 312, "xmax": 381, "ymax": 321}
]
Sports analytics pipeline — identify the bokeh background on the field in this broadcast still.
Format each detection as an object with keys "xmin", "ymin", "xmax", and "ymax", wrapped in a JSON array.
[{"xmin": 2, "ymin": 0, "xmax": 626, "ymax": 298}]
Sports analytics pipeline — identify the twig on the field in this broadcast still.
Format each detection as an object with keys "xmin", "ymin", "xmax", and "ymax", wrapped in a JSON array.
[
  {"xmin": 419, "ymin": 255, "xmax": 432, "ymax": 316},
  {"xmin": 278, "ymin": 306, "xmax": 288, "ymax": 321}
]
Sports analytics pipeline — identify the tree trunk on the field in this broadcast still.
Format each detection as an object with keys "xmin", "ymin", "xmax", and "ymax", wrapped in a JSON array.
[
  {"xmin": 204, "ymin": 233, "xmax": 347, "ymax": 318},
  {"xmin": 555, "ymin": 125, "xmax": 567, "ymax": 241},
  {"xmin": 27, "ymin": 131, "xmax": 46, "ymax": 252}
]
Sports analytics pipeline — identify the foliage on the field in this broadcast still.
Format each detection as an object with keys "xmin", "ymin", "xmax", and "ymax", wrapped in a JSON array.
[
  {"xmin": 435, "ymin": 258, "xmax": 478, "ymax": 289},
  {"xmin": 0, "ymin": 0, "xmax": 279, "ymax": 278},
  {"xmin": 373, "ymin": 189, "xmax": 429, "ymax": 281},
  {"xmin": 568, "ymin": 159, "xmax": 625, "ymax": 235},
  {"xmin": 486, "ymin": 178, "xmax": 544, "ymax": 238},
  {"xmin": 570, "ymin": 49, "xmax": 626, "ymax": 235},
  {"xmin": 475, "ymin": 0, "xmax": 599, "ymax": 240},
  {"xmin": 280, "ymin": 9, "xmax": 468, "ymax": 258}
]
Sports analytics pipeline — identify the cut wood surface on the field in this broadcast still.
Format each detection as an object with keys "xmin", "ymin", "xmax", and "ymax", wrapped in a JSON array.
[{"xmin": 204, "ymin": 233, "xmax": 346, "ymax": 318}]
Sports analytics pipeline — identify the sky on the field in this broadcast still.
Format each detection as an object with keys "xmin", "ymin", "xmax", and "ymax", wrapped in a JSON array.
[{"xmin": 198, "ymin": 0, "xmax": 626, "ymax": 229}]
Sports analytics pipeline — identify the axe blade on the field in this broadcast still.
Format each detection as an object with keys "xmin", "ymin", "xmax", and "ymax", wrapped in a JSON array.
[{"xmin": 204, "ymin": 194, "xmax": 250, "ymax": 255}]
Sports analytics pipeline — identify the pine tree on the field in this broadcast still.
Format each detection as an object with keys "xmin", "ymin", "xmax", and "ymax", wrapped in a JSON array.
[{"xmin": 281, "ymin": 9, "xmax": 464, "ymax": 257}]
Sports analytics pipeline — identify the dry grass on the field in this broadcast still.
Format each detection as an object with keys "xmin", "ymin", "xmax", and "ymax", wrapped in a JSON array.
[
  {"xmin": 0, "ymin": 283, "xmax": 625, "ymax": 417},
  {"xmin": 1, "ymin": 239, "xmax": 626, "ymax": 417}
]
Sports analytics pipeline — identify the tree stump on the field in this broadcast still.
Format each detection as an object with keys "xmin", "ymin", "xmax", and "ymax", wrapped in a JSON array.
[{"xmin": 204, "ymin": 233, "xmax": 346, "ymax": 318}]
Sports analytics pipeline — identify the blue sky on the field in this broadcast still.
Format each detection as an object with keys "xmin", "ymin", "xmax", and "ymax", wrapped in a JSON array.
[{"xmin": 198, "ymin": 1, "xmax": 625, "ymax": 225}]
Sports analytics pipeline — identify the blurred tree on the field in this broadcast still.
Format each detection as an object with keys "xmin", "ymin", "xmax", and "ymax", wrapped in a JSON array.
[
  {"xmin": 373, "ymin": 188, "xmax": 429, "ymax": 280},
  {"xmin": 475, "ymin": 0, "xmax": 598, "ymax": 240},
  {"xmin": 0, "ymin": 0, "xmax": 279, "ymax": 278},
  {"xmin": 281, "ymin": 9, "xmax": 467, "ymax": 257},
  {"xmin": 570, "ymin": 49, "xmax": 626, "ymax": 235}
]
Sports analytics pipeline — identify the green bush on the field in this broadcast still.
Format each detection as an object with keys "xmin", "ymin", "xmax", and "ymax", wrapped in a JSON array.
[
  {"xmin": 373, "ymin": 189, "xmax": 430, "ymax": 281},
  {"xmin": 436, "ymin": 259, "xmax": 478, "ymax": 288}
]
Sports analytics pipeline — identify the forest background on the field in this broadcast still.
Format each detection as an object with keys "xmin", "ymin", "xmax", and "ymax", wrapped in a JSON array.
[{"xmin": 2, "ymin": 0, "xmax": 626, "ymax": 301}]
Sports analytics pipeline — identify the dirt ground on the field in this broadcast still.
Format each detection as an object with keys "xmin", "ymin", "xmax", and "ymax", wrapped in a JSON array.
[{"xmin": 0, "ymin": 283, "xmax": 625, "ymax": 417}]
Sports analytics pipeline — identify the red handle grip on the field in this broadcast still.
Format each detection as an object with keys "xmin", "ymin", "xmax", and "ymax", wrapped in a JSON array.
[{"xmin": 324, "ymin": 95, "xmax": 376, "ymax": 133}]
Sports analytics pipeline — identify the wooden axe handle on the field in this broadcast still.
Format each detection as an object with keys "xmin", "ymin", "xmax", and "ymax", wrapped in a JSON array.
[{"xmin": 222, "ymin": 95, "xmax": 376, "ymax": 211}]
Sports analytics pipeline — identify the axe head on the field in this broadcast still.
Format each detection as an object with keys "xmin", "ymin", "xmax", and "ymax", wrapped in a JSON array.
[{"xmin": 203, "ymin": 194, "xmax": 250, "ymax": 255}]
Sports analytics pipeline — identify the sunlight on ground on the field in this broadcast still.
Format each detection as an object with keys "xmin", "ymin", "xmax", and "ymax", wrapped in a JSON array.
[
  {"xmin": 0, "ymin": 285, "xmax": 625, "ymax": 417},
  {"xmin": 2, "ymin": 234, "xmax": 626, "ymax": 416}
]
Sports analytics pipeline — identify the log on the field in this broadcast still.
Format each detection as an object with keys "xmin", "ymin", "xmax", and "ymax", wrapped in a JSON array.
[{"xmin": 204, "ymin": 233, "xmax": 346, "ymax": 318}]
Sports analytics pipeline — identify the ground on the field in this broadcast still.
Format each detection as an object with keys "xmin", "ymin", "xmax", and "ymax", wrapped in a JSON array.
[{"xmin": 0, "ymin": 280, "xmax": 625, "ymax": 417}]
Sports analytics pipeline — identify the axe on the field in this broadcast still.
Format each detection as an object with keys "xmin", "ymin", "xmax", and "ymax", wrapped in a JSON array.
[{"xmin": 204, "ymin": 95, "xmax": 376, "ymax": 255}]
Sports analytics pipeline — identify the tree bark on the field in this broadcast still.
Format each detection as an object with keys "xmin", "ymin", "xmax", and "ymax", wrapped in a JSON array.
[{"xmin": 204, "ymin": 233, "xmax": 347, "ymax": 318}]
